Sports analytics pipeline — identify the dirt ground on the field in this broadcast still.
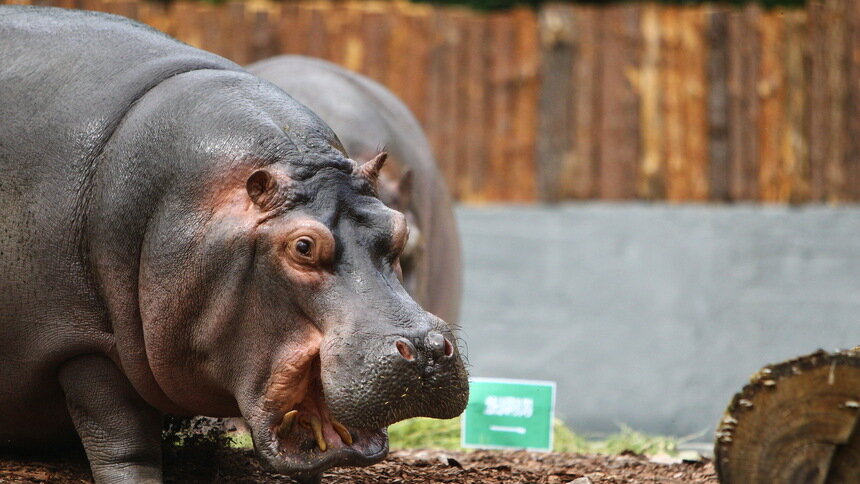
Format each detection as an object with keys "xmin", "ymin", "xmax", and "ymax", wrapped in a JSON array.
[{"xmin": 0, "ymin": 447, "xmax": 717, "ymax": 483}]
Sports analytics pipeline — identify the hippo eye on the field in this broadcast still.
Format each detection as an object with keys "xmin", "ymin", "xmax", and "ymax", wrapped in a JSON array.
[
  {"xmin": 282, "ymin": 220, "xmax": 335, "ymax": 273},
  {"xmin": 294, "ymin": 237, "xmax": 314, "ymax": 258}
]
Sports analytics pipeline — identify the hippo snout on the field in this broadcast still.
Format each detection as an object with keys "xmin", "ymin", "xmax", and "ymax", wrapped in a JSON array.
[{"xmin": 321, "ymin": 324, "xmax": 469, "ymax": 431}]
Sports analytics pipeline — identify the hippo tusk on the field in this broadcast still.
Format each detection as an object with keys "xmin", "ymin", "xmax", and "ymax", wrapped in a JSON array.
[
  {"xmin": 277, "ymin": 410, "xmax": 299, "ymax": 439},
  {"xmin": 309, "ymin": 415, "xmax": 328, "ymax": 452},
  {"xmin": 332, "ymin": 420, "xmax": 353, "ymax": 446}
]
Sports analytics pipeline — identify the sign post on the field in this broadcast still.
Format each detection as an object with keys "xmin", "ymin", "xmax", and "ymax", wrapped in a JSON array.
[{"xmin": 461, "ymin": 377, "xmax": 556, "ymax": 451}]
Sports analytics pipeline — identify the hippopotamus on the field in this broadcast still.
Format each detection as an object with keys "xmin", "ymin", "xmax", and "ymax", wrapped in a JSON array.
[
  {"xmin": 0, "ymin": 6, "xmax": 468, "ymax": 484},
  {"xmin": 246, "ymin": 56, "xmax": 462, "ymax": 325}
]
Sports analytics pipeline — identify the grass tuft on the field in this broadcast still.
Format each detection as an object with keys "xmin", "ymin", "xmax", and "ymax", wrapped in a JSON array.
[{"xmin": 388, "ymin": 417, "xmax": 680, "ymax": 456}]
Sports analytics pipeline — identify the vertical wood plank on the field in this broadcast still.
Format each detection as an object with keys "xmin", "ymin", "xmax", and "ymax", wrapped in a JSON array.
[
  {"xmin": 431, "ymin": 9, "xmax": 460, "ymax": 199},
  {"xmin": 807, "ymin": 0, "xmax": 848, "ymax": 202},
  {"xmin": 306, "ymin": 3, "xmax": 329, "ymax": 61},
  {"xmin": 443, "ymin": 10, "xmax": 464, "ymax": 200},
  {"xmin": 401, "ymin": 6, "xmax": 433, "ymax": 128},
  {"xmin": 806, "ymin": 0, "xmax": 827, "ymax": 201},
  {"xmin": 360, "ymin": 8, "xmax": 391, "ymax": 84},
  {"xmin": 199, "ymin": 5, "xmax": 225, "ymax": 58},
  {"xmin": 452, "ymin": 12, "xmax": 473, "ymax": 200},
  {"xmin": 660, "ymin": 7, "xmax": 684, "ymax": 200},
  {"xmin": 246, "ymin": 4, "xmax": 279, "ymax": 64},
  {"xmin": 707, "ymin": 7, "xmax": 730, "ymax": 201},
  {"xmin": 279, "ymin": 3, "xmax": 310, "ymax": 55},
  {"xmin": 727, "ymin": 5, "xmax": 761, "ymax": 201},
  {"xmin": 138, "ymin": 0, "xmax": 169, "ymax": 36},
  {"xmin": 512, "ymin": 7, "xmax": 538, "ymax": 202},
  {"xmin": 847, "ymin": 0, "xmax": 860, "ymax": 201},
  {"xmin": 387, "ymin": 4, "xmax": 412, "ymax": 107},
  {"xmin": 781, "ymin": 10, "xmax": 810, "ymax": 203},
  {"xmin": 598, "ymin": 5, "xmax": 641, "ymax": 200},
  {"xmin": 487, "ymin": 12, "xmax": 517, "ymax": 201},
  {"xmin": 171, "ymin": 2, "xmax": 202, "ymax": 49},
  {"xmin": 680, "ymin": 8, "xmax": 709, "ymax": 201},
  {"xmin": 536, "ymin": 4, "xmax": 575, "ymax": 202},
  {"xmin": 225, "ymin": 1, "xmax": 250, "ymax": 65},
  {"xmin": 327, "ymin": 2, "xmax": 364, "ymax": 69},
  {"xmin": 464, "ymin": 13, "xmax": 488, "ymax": 202},
  {"xmin": 638, "ymin": 4, "xmax": 664, "ymax": 200},
  {"xmin": 757, "ymin": 12, "xmax": 784, "ymax": 202},
  {"xmin": 661, "ymin": 7, "xmax": 708, "ymax": 201},
  {"xmin": 568, "ymin": 6, "xmax": 600, "ymax": 200}
]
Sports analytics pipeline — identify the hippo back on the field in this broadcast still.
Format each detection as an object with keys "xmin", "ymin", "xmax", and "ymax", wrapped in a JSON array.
[{"xmin": 246, "ymin": 55, "xmax": 462, "ymax": 324}]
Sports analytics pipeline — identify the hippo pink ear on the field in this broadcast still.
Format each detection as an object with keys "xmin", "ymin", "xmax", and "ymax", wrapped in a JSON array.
[
  {"xmin": 354, "ymin": 152, "xmax": 388, "ymax": 188},
  {"xmin": 246, "ymin": 170, "xmax": 277, "ymax": 209}
]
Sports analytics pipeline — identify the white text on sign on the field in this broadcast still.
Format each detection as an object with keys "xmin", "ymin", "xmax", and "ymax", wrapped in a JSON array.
[{"xmin": 483, "ymin": 396, "xmax": 534, "ymax": 418}]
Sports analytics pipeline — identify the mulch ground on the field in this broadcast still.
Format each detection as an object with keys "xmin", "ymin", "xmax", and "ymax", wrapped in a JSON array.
[{"xmin": 0, "ymin": 447, "xmax": 717, "ymax": 483}]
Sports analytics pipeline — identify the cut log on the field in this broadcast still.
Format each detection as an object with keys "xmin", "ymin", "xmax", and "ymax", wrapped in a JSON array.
[{"xmin": 716, "ymin": 349, "xmax": 860, "ymax": 484}]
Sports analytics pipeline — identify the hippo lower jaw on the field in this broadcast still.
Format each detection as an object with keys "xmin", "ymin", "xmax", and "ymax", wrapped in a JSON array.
[
  {"xmin": 246, "ymin": 347, "xmax": 389, "ymax": 477},
  {"xmin": 259, "ymin": 379, "xmax": 389, "ymax": 476}
]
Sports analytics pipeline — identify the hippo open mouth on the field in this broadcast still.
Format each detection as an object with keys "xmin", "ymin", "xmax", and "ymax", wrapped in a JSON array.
[
  {"xmin": 245, "ymin": 332, "xmax": 390, "ymax": 478},
  {"xmin": 265, "ymin": 360, "xmax": 388, "ymax": 474}
]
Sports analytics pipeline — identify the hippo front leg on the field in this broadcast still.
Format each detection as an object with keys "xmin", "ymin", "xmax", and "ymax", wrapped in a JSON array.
[{"xmin": 58, "ymin": 355, "xmax": 163, "ymax": 484}]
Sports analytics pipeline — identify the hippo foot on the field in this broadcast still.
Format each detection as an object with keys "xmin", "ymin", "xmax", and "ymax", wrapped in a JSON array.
[{"xmin": 58, "ymin": 355, "xmax": 163, "ymax": 484}]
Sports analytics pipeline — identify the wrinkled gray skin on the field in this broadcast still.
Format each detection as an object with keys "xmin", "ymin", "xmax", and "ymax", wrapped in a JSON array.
[
  {"xmin": 246, "ymin": 56, "xmax": 462, "ymax": 325},
  {"xmin": 0, "ymin": 7, "xmax": 468, "ymax": 484}
]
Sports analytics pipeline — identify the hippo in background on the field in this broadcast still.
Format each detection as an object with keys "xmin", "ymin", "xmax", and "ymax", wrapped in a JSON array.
[
  {"xmin": 247, "ymin": 56, "xmax": 462, "ymax": 325},
  {"xmin": 0, "ymin": 6, "xmax": 468, "ymax": 484}
]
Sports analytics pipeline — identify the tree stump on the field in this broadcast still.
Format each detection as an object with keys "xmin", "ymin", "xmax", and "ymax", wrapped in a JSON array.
[{"xmin": 716, "ymin": 348, "xmax": 860, "ymax": 483}]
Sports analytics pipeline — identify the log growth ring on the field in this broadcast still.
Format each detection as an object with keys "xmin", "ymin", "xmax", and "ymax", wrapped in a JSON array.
[{"xmin": 715, "ymin": 348, "xmax": 860, "ymax": 484}]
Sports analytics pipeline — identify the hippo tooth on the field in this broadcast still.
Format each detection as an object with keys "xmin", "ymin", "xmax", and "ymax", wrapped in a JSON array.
[
  {"xmin": 310, "ymin": 415, "xmax": 328, "ymax": 452},
  {"xmin": 277, "ymin": 410, "xmax": 299, "ymax": 439},
  {"xmin": 332, "ymin": 421, "xmax": 353, "ymax": 446}
]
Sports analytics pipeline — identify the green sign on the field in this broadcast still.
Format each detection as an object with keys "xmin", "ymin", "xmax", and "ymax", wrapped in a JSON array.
[{"xmin": 461, "ymin": 377, "xmax": 556, "ymax": 451}]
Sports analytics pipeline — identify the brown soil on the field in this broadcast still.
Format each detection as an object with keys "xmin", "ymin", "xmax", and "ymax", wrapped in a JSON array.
[{"xmin": 0, "ymin": 448, "xmax": 717, "ymax": 483}]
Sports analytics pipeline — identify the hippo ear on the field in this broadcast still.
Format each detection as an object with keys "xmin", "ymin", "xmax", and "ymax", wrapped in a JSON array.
[
  {"xmin": 354, "ymin": 152, "xmax": 388, "ymax": 188},
  {"xmin": 246, "ymin": 170, "xmax": 278, "ymax": 209},
  {"xmin": 397, "ymin": 169, "xmax": 414, "ymax": 208}
]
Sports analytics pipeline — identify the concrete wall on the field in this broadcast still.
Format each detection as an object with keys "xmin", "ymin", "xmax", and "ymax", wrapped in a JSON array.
[{"xmin": 455, "ymin": 204, "xmax": 860, "ymax": 438}]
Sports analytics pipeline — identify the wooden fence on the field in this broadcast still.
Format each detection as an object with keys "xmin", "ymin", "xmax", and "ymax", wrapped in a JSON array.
[{"xmin": 3, "ymin": 0, "xmax": 858, "ymax": 204}]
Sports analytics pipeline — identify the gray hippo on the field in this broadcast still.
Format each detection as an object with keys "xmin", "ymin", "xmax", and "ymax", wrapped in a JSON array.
[
  {"xmin": 246, "ymin": 56, "xmax": 462, "ymax": 325},
  {"xmin": 0, "ymin": 6, "xmax": 468, "ymax": 484}
]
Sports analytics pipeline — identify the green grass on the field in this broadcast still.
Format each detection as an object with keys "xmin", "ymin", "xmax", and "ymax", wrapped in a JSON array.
[
  {"xmin": 220, "ymin": 416, "xmax": 683, "ymax": 456},
  {"xmin": 227, "ymin": 431, "xmax": 254, "ymax": 449},
  {"xmin": 388, "ymin": 417, "xmax": 681, "ymax": 456}
]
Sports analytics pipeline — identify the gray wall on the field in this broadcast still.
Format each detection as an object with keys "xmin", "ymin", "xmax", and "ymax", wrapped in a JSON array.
[{"xmin": 455, "ymin": 204, "xmax": 860, "ymax": 438}]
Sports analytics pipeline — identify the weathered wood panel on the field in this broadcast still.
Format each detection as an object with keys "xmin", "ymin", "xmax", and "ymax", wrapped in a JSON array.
[
  {"xmin": 777, "ymin": 11, "xmax": 809, "ymax": 203},
  {"xmin": 727, "ymin": 5, "xmax": 761, "ymax": 201},
  {"xmin": 536, "ymin": 4, "xmax": 599, "ymax": 201},
  {"xmin": 807, "ymin": 0, "xmax": 848, "ymax": 202},
  {"xmin": 511, "ymin": 7, "xmax": 538, "ymax": 202},
  {"xmin": 638, "ymin": 4, "xmax": 664, "ymax": 200},
  {"xmin": 486, "ymin": 12, "xmax": 515, "ymax": 200},
  {"xmin": 597, "ymin": 5, "xmax": 641, "ymax": 200},
  {"xmin": 535, "ymin": 4, "xmax": 573, "ymax": 202},
  {"xmin": 707, "ymin": 8, "xmax": 730, "ymax": 201},
  {"xmin": 661, "ymin": 7, "xmax": 709, "ymax": 201},
  {"xmin": 2, "ymin": 0, "xmax": 857, "ymax": 204},
  {"xmin": 847, "ymin": 1, "xmax": 860, "ymax": 201},
  {"xmin": 463, "ymin": 13, "xmax": 488, "ymax": 201}
]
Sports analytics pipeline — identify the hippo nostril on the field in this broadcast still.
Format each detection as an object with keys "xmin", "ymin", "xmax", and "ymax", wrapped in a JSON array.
[
  {"xmin": 443, "ymin": 338, "xmax": 454, "ymax": 358},
  {"xmin": 426, "ymin": 331, "xmax": 454, "ymax": 359},
  {"xmin": 395, "ymin": 339, "xmax": 416, "ymax": 361}
]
